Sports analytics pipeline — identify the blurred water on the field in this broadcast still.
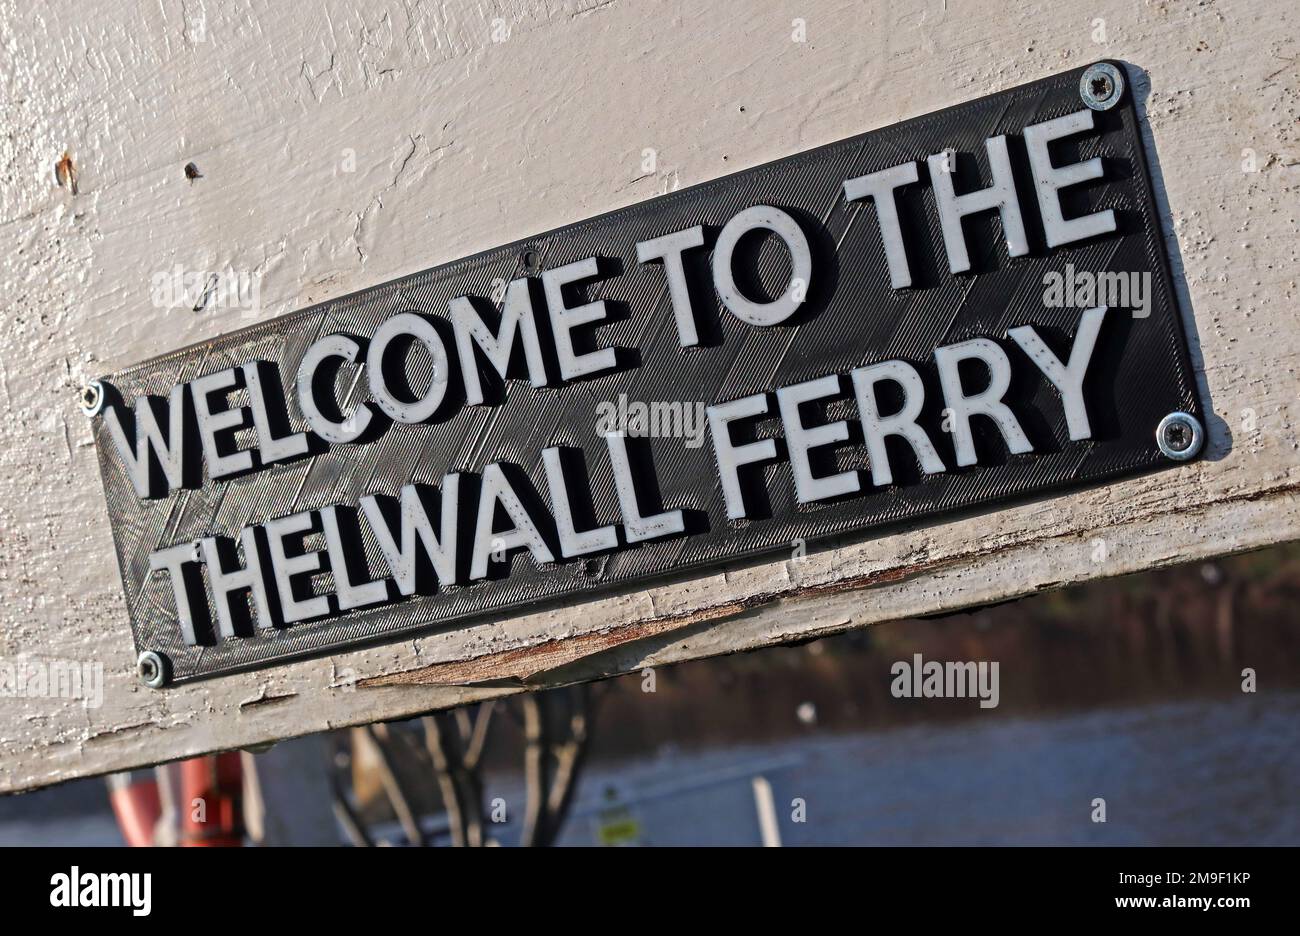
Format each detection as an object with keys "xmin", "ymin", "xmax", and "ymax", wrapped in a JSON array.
[
  {"xmin": 551, "ymin": 692, "xmax": 1300, "ymax": 845},
  {"xmin": 0, "ymin": 814, "xmax": 123, "ymax": 847},
  {"xmin": 2, "ymin": 692, "xmax": 1295, "ymax": 846}
]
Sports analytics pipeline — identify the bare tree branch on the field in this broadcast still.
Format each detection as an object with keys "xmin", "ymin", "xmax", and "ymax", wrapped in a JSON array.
[
  {"xmin": 340, "ymin": 689, "xmax": 594, "ymax": 848},
  {"xmin": 546, "ymin": 684, "xmax": 592, "ymax": 823},
  {"xmin": 454, "ymin": 707, "xmax": 474, "ymax": 746},
  {"xmin": 329, "ymin": 768, "xmax": 373, "ymax": 848},
  {"xmin": 464, "ymin": 700, "xmax": 496, "ymax": 770},
  {"xmin": 459, "ymin": 703, "xmax": 495, "ymax": 846},
  {"xmin": 366, "ymin": 724, "xmax": 426, "ymax": 846},
  {"xmin": 519, "ymin": 694, "xmax": 551, "ymax": 847},
  {"xmin": 421, "ymin": 715, "xmax": 469, "ymax": 847}
]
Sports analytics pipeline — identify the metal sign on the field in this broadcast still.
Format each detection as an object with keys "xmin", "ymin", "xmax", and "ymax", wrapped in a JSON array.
[{"xmin": 86, "ymin": 61, "xmax": 1201, "ymax": 685}]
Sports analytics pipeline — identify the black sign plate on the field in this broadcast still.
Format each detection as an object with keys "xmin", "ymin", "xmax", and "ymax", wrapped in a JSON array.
[{"xmin": 91, "ymin": 62, "xmax": 1201, "ymax": 684}]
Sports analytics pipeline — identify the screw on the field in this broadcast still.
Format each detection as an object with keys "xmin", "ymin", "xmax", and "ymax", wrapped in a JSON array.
[
  {"xmin": 1080, "ymin": 62, "xmax": 1125, "ymax": 111},
  {"xmin": 80, "ymin": 379, "xmax": 105, "ymax": 417},
  {"xmin": 137, "ymin": 650, "xmax": 169, "ymax": 689},
  {"xmin": 1156, "ymin": 412, "xmax": 1204, "ymax": 461},
  {"xmin": 521, "ymin": 248, "xmax": 542, "ymax": 272}
]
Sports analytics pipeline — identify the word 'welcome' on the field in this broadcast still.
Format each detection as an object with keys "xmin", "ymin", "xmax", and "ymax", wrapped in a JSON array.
[{"xmin": 101, "ymin": 108, "xmax": 1122, "ymax": 647}]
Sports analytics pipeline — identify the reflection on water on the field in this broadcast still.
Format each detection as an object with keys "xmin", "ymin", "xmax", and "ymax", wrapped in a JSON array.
[{"xmin": 3, "ymin": 692, "xmax": 1295, "ymax": 846}]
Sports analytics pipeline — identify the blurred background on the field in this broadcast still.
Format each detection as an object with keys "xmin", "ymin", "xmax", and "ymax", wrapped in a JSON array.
[{"xmin": 4, "ymin": 542, "xmax": 1298, "ymax": 846}]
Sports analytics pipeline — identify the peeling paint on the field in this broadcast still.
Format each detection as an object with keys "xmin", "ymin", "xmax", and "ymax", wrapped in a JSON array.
[
  {"xmin": 239, "ymin": 688, "xmax": 300, "ymax": 710},
  {"xmin": 361, "ymin": 601, "xmax": 749, "ymax": 687}
]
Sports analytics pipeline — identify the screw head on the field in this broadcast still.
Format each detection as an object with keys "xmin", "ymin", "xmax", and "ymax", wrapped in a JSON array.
[
  {"xmin": 80, "ymin": 379, "xmax": 105, "ymax": 417},
  {"xmin": 1080, "ymin": 62, "xmax": 1125, "ymax": 111},
  {"xmin": 1156, "ymin": 412, "xmax": 1204, "ymax": 461},
  {"xmin": 137, "ymin": 650, "xmax": 169, "ymax": 689}
]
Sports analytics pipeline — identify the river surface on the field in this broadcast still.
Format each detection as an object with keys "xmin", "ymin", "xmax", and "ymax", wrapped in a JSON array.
[{"xmin": 3, "ymin": 692, "xmax": 1296, "ymax": 846}]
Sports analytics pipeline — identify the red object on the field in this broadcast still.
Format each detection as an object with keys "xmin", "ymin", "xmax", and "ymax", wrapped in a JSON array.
[
  {"xmin": 107, "ymin": 771, "xmax": 162, "ymax": 847},
  {"xmin": 179, "ymin": 753, "xmax": 245, "ymax": 846},
  {"xmin": 108, "ymin": 753, "xmax": 245, "ymax": 847}
]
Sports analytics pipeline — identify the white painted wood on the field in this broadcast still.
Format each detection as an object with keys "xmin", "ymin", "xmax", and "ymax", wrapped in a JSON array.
[{"xmin": 1, "ymin": 0, "xmax": 1297, "ymax": 792}]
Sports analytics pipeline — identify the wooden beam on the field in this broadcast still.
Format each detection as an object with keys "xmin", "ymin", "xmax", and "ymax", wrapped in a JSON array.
[{"xmin": 1, "ymin": 0, "xmax": 1297, "ymax": 792}]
